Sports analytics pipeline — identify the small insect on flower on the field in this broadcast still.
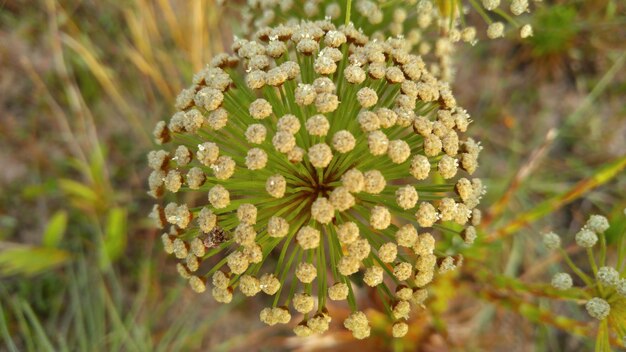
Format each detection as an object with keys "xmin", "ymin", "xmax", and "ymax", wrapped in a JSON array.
[
  {"xmin": 202, "ymin": 226, "xmax": 229, "ymax": 249},
  {"xmin": 148, "ymin": 20, "xmax": 483, "ymax": 339}
]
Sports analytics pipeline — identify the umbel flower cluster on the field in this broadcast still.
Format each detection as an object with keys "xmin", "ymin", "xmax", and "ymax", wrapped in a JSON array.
[
  {"xmin": 543, "ymin": 211, "xmax": 626, "ymax": 345},
  {"xmin": 236, "ymin": 0, "xmax": 534, "ymax": 82},
  {"xmin": 241, "ymin": 0, "xmax": 534, "ymax": 40},
  {"xmin": 148, "ymin": 19, "xmax": 483, "ymax": 338}
]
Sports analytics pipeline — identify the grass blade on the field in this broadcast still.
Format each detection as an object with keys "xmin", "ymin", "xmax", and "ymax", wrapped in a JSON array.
[{"xmin": 486, "ymin": 155, "xmax": 626, "ymax": 242}]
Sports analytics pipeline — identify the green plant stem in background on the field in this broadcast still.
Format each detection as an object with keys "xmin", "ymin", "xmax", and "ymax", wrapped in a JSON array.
[
  {"xmin": 493, "ymin": 9, "xmax": 519, "ymax": 27},
  {"xmin": 559, "ymin": 248, "xmax": 594, "ymax": 287},
  {"xmin": 586, "ymin": 248, "xmax": 606, "ymax": 297},
  {"xmin": 618, "ymin": 226, "xmax": 626, "ymax": 273},
  {"xmin": 565, "ymin": 51, "xmax": 626, "ymax": 128},
  {"xmin": 345, "ymin": 0, "xmax": 352, "ymax": 25},
  {"xmin": 487, "ymin": 156, "xmax": 626, "ymax": 242},
  {"xmin": 467, "ymin": 0, "xmax": 493, "ymax": 24}
]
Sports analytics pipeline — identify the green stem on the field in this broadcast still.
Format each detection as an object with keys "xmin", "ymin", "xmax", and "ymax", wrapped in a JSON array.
[
  {"xmin": 599, "ymin": 233, "xmax": 607, "ymax": 269},
  {"xmin": 345, "ymin": 0, "xmax": 352, "ymax": 26},
  {"xmin": 559, "ymin": 248, "xmax": 593, "ymax": 287},
  {"xmin": 493, "ymin": 9, "xmax": 519, "ymax": 27},
  {"xmin": 587, "ymin": 248, "xmax": 605, "ymax": 297},
  {"xmin": 618, "ymin": 229, "xmax": 626, "ymax": 274},
  {"xmin": 467, "ymin": 0, "xmax": 493, "ymax": 24}
]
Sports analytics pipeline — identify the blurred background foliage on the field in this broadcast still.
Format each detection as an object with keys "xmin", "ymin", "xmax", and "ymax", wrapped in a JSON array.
[{"xmin": 0, "ymin": 0, "xmax": 625, "ymax": 351}]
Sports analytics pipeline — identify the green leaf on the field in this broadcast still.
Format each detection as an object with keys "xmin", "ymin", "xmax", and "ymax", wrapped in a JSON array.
[
  {"xmin": 21, "ymin": 179, "xmax": 58, "ymax": 200},
  {"xmin": 0, "ymin": 301, "xmax": 19, "ymax": 352},
  {"xmin": 21, "ymin": 301, "xmax": 56, "ymax": 352},
  {"xmin": 58, "ymin": 178, "xmax": 103, "ymax": 213},
  {"xmin": 99, "ymin": 207, "xmax": 127, "ymax": 268},
  {"xmin": 58, "ymin": 179, "xmax": 98, "ymax": 202},
  {"xmin": 0, "ymin": 246, "xmax": 71, "ymax": 277},
  {"xmin": 42, "ymin": 211, "xmax": 68, "ymax": 248}
]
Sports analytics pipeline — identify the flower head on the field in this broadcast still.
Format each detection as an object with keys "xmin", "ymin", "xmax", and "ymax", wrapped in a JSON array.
[
  {"xmin": 542, "ymin": 231, "xmax": 561, "ymax": 250},
  {"xmin": 585, "ymin": 214, "xmax": 610, "ymax": 234},
  {"xmin": 238, "ymin": 0, "xmax": 536, "ymax": 61},
  {"xmin": 148, "ymin": 20, "xmax": 482, "ymax": 338},
  {"xmin": 597, "ymin": 266, "xmax": 620, "ymax": 287},
  {"xmin": 233, "ymin": 0, "xmax": 532, "ymax": 83},
  {"xmin": 551, "ymin": 272, "xmax": 572, "ymax": 290},
  {"xmin": 542, "ymin": 210, "xmax": 626, "ymax": 345},
  {"xmin": 586, "ymin": 297, "xmax": 611, "ymax": 320},
  {"xmin": 575, "ymin": 228, "xmax": 598, "ymax": 248}
]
